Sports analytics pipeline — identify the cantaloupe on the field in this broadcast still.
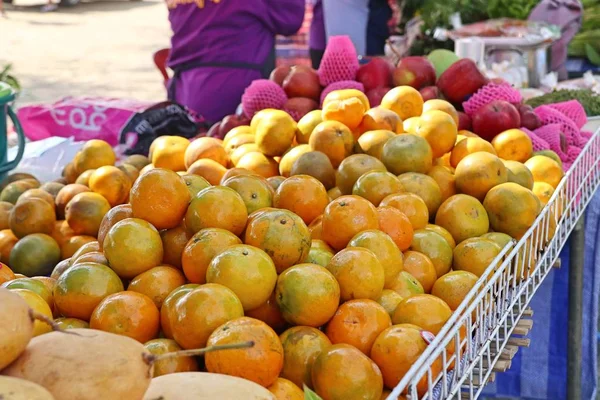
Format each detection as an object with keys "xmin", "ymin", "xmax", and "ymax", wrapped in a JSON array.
[
  {"xmin": 0, "ymin": 376, "xmax": 55, "ymax": 400},
  {"xmin": 142, "ymin": 372, "xmax": 276, "ymax": 400},
  {"xmin": 0, "ymin": 288, "xmax": 34, "ymax": 370}
]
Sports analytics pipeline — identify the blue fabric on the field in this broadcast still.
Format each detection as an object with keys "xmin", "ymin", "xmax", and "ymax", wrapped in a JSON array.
[{"xmin": 483, "ymin": 189, "xmax": 600, "ymax": 400}]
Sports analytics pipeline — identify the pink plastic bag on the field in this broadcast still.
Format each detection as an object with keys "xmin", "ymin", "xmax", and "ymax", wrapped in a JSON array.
[{"xmin": 17, "ymin": 97, "xmax": 205, "ymax": 155}]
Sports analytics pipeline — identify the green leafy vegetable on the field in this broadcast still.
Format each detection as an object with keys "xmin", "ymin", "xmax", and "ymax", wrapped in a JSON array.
[
  {"xmin": 0, "ymin": 65, "xmax": 20, "ymax": 93},
  {"xmin": 304, "ymin": 385, "xmax": 323, "ymax": 400},
  {"xmin": 585, "ymin": 44, "xmax": 600, "ymax": 66},
  {"xmin": 526, "ymin": 89, "xmax": 600, "ymax": 116}
]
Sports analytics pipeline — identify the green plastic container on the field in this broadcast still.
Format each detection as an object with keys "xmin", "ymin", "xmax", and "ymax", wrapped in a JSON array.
[{"xmin": 0, "ymin": 83, "xmax": 26, "ymax": 179}]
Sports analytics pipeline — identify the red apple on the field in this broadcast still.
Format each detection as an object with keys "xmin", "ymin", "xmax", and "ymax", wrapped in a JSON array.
[
  {"xmin": 393, "ymin": 56, "xmax": 436, "ymax": 89},
  {"xmin": 283, "ymin": 97, "xmax": 319, "ymax": 122},
  {"xmin": 366, "ymin": 87, "xmax": 390, "ymax": 107},
  {"xmin": 437, "ymin": 59, "xmax": 489, "ymax": 105},
  {"xmin": 282, "ymin": 66, "xmax": 322, "ymax": 102},
  {"xmin": 419, "ymin": 86, "xmax": 442, "ymax": 102},
  {"xmin": 217, "ymin": 114, "xmax": 250, "ymax": 139},
  {"xmin": 458, "ymin": 111, "xmax": 472, "ymax": 131},
  {"xmin": 356, "ymin": 57, "xmax": 393, "ymax": 92},
  {"xmin": 207, "ymin": 121, "xmax": 222, "ymax": 138},
  {"xmin": 270, "ymin": 65, "xmax": 292, "ymax": 86},
  {"xmin": 472, "ymin": 100, "xmax": 521, "ymax": 141},
  {"xmin": 516, "ymin": 104, "xmax": 542, "ymax": 130}
]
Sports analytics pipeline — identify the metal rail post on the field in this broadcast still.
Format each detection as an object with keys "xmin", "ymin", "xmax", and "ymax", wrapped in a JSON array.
[{"xmin": 567, "ymin": 216, "xmax": 585, "ymax": 400}]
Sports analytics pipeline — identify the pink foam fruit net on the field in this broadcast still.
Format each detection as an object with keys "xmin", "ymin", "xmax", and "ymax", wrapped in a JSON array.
[
  {"xmin": 241, "ymin": 79, "xmax": 288, "ymax": 118},
  {"xmin": 462, "ymin": 82, "xmax": 523, "ymax": 117},
  {"xmin": 318, "ymin": 35, "xmax": 360, "ymax": 86}
]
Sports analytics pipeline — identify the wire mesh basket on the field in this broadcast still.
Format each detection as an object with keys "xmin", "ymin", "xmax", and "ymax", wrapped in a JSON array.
[{"xmin": 388, "ymin": 127, "xmax": 600, "ymax": 400}]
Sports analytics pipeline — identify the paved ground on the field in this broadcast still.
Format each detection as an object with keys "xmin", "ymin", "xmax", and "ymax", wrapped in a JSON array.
[{"xmin": 1, "ymin": 0, "xmax": 171, "ymax": 106}]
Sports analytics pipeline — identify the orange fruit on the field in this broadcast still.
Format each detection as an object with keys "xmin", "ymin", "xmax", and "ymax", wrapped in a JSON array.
[
  {"xmin": 8, "ymin": 233, "xmax": 60, "ymax": 277},
  {"xmin": 424, "ymin": 224, "xmax": 456, "ymax": 249},
  {"xmin": 3, "ymin": 277, "xmax": 53, "ymax": 310},
  {"xmin": 151, "ymin": 135, "xmax": 190, "ymax": 171},
  {"xmin": 268, "ymin": 378, "xmax": 304, "ymax": 400},
  {"xmin": 185, "ymin": 186, "xmax": 248, "ymax": 236},
  {"xmin": 308, "ymin": 215, "xmax": 324, "ymax": 240},
  {"xmin": 359, "ymin": 107, "xmax": 402, "ymax": 134},
  {"xmin": 380, "ymin": 192, "xmax": 429, "ymax": 230},
  {"xmin": 55, "ymin": 184, "xmax": 91, "ymax": 219},
  {"xmin": 97, "ymin": 204, "xmax": 133, "ymax": 250},
  {"xmin": 410, "ymin": 110, "xmax": 457, "ymax": 158},
  {"xmin": 290, "ymin": 150, "xmax": 336, "ymax": 189},
  {"xmin": 453, "ymin": 237, "xmax": 502, "ymax": 277},
  {"xmin": 481, "ymin": 232, "xmax": 513, "ymax": 249},
  {"xmin": 54, "ymin": 317, "xmax": 89, "ymax": 330},
  {"xmin": 296, "ymin": 110, "xmax": 323, "ymax": 144},
  {"xmin": 181, "ymin": 174, "xmax": 211, "ymax": 198},
  {"xmin": 88, "ymin": 166, "xmax": 131, "ymax": 207},
  {"xmin": 357, "ymin": 130, "xmax": 397, "ymax": 159},
  {"xmin": 71, "ymin": 251, "xmax": 108, "ymax": 266},
  {"xmin": 0, "ymin": 180, "xmax": 38, "ymax": 204},
  {"xmin": 205, "ymin": 317, "xmax": 284, "ymax": 387},
  {"xmin": 223, "ymin": 125, "xmax": 252, "ymax": 146},
  {"xmin": 380, "ymin": 86, "xmax": 423, "ymax": 120},
  {"xmin": 128, "ymin": 265, "xmax": 186, "ymax": 308},
  {"xmin": 449, "ymin": 137, "xmax": 496, "ymax": 168},
  {"xmin": 335, "ymin": 154, "xmax": 386, "ymax": 195},
  {"xmin": 387, "ymin": 270, "xmax": 424, "ymax": 299},
  {"xmin": 0, "ymin": 229, "xmax": 17, "ymax": 264},
  {"xmin": 483, "ymin": 182, "xmax": 540, "ymax": 239},
  {"xmin": 224, "ymin": 133, "xmax": 255, "ymax": 154},
  {"xmin": 236, "ymin": 152, "xmax": 279, "ymax": 178},
  {"xmin": 244, "ymin": 208, "xmax": 311, "ymax": 274},
  {"xmin": 9, "ymin": 197, "xmax": 56, "ymax": 238},
  {"xmin": 246, "ymin": 290, "xmax": 287, "ymax": 332},
  {"xmin": 397, "ymin": 172, "xmax": 443, "ymax": 216},
  {"xmin": 322, "ymin": 90, "xmax": 369, "ymax": 130},
  {"xmin": 103, "ymin": 218, "xmax": 164, "ymax": 279},
  {"xmin": 54, "ymin": 262, "xmax": 124, "ymax": 320},
  {"xmin": 349, "ymin": 229, "xmax": 403, "ymax": 288},
  {"xmin": 207, "ymin": 244, "xmax": 277, "ymax": 311},
  {"xmin": 144, "ymin": 338, "xmax": 198, "ymax": 377},
  {"xmin": 117, "ymin": 163, "xmax": 140, "ymax": 184},
  {"xmin": 65, "ymin": 192, "xmax": 111, "ymax": 236},
  {"xmin": 222, "ymin": 174, "xmax": 273, "ymax": 214},
  {"xmin": 279, "ymin": 144, "xmax": 312, "ymax": 177},
  {"xmin": 0, "ymin": 201, "xmax": 13, "ymax": 230},
  {"xmin": 186, "ymin": 158, "xmax": 228, "ymax": 184},
  {"xmin": 532, "ymin": 181, "xmax": 555, "ymax": 206},
  {"xmin": 431, "ymin": 270, "xmax": 479, "ymax": 310},
  {"xmin": 220, "ymin": 167, "xmax": 259, "ymax": 184},
  {"xmin": 491, "ymin": 129, "xmax": 533, "ymax": 162},
  {"xmin": 409, "ymin": 229, "xmax": 453, "ymax": 277},
  {"xmin": 276, "ymin": 263, "xmax": 340, "ymax": 327},
  {"xmin": 254, "ymin": 109, "xmax": 297, "ymax": 156},
  {"xmin": 130, "ymin": 169, "xmax": 191, "ymax": 230},
  {"xmin": 376, "ymin": 206, "xmax": 413, "ymax": 251},
  {"xmin": 69, "ymin": 240, "xmax": 100, "ymax": 264},
  {"xmin": 159, "ymin": 225, "xmax": 191, "ymax": 269},
  {"xmin": 184, "ymin": 137, "xmax": 228, "ymax": 169},
  {"xmin": 371, "ymin": 324, "xmax": 441, "ymax": 396},
  {"xmin": 73, "ymin": 139, "xmax": 116, "ymax": 175},
  {"xmin": 18, "ymin": 188, "xmax": 55, "ymax": 209},
  {"xmin": 504, "ymin": 160, "xmax": 534, "ymax": 190},
  {"xmin": 171, "ymin": 283, "xmax": 244, "ymax": 349},
  {"xmin": 435, "ymin": 194, "xmax": 489, "ymax": 244},
  {"xmin": 376, "ymin": 289, "xmax": 404, "ymax": 318},
  {"xmin": 62, "ymin": 163, "xmax": 78, "ymax": 184},
  {"xmin": 455, "ymin": 152, "xmax": 508, "ymax": 201},
  {"xmin": 308, "ymin": 121, "xmax": 354, "ymax": 168},
  {"xmin": 51, "ymin": 220, "xmax": 75, "ymax": 248},
  {"xmin": 381, "ymin": 134, "xmax": 432, "ymax": 175},
  {"xmin": 311, "ymin": 343, "xmax": 383, "ymax": 400},
  {"xmin": 525, "ymin": 155, "xmax": 564, "ymax": 189},
  {"xmin": 427, "ymin": 166, "xmax": 456, "ymax": 202},
  {"xmin": 124, "ymin": 154, "xmax": 151, "ymax": 171},
  {"xmin": 90, "ymin": 291, "xmax": 160, "ymax": 342},
  {"xmin": 402, "ymin": 250, "xmax": 437, "ymax": 293},
  {"xmin": 181, "ymin": 228, "xmax": 242, "ymax": 284},
  {"xmin": 11, "ymin": 289, "xmax": 53, "ymax": 336},
  {"xmin": 159, "ymin": 283, "xmax": 199, "ymax": 339},
  {"xmin": 0, "ymin": 262, "xmax": 15, "ymax": 284},
  {"xmin": 352, "ymin": 171, "xmax": 403, "ymax": 207},
  {"xmin": 326, "ymin": 299, "xmax": 391, "ymax": 355},
  {"xmin": 327, "ymin": 187, "xmax": 342, "ymax": 201},
  {"xmin": 327, "ymin": 247, "xmax": 385, "ymax": 301},
  {"xmin": 60, "ymin": 235, "xmax": 96, "ymax": 260},
  {"xmin": 267, "ymin": 175, "xmax": 286, "ymax": 191},
  {"xmin": 392, "ymin": 294, "xmax": 452, "ymax": 334},
  {"xmin": 422, "ymin": 99, "xmax": 459, "ymax": 125},
  {"xmin": 273, "ymin": 175, "xmax": 329, "ymax": 225},
  {"xmin": 321, "ymin": 195, "xmax": 379, "ymax": 251},
  {"xmin": 280, "ymin": 326, "xmax": 332, "ymax": 388}
]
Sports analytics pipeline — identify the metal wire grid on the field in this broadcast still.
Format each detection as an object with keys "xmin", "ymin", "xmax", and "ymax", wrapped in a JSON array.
[{"xmin": 387, "ymin": 128, "xmax": 600, "ymax": 400}]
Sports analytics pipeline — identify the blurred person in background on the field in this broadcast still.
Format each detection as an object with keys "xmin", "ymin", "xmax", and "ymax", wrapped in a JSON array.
[
  {"xmin": 309, "ymin": 0, "xmax": 326, "ymax": 68},
  {"xmin": 166, "ymin": 0, "xmax": 305, "ymax": 123}
]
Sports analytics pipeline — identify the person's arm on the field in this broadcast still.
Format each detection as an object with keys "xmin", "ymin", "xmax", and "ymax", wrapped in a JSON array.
[{"xmin": 264, "ymin": 0, "xmax": 306, "ymax": 36}]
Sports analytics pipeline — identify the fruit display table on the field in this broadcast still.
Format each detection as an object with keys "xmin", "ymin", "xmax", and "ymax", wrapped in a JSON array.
[{"xmin": 387, "ymin": 126, "xmax": 600, "ymax": 399}]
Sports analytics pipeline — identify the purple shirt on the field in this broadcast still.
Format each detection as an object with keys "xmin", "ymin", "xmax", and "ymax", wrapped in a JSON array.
[
  {"xmin": 167, "ymin": 0, "xmax": 305, "ymax": 122},
  {"xmin": 310, "ymin": 0, "xmax": 326, "ymax": 51}
]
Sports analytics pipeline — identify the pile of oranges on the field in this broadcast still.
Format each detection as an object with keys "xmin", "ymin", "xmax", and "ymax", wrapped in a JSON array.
[{"xmin": 0, "ymin": 86, "xmax": 565, "ymax": 400}]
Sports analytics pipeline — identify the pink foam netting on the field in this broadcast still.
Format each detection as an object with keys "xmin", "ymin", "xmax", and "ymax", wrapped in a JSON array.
[
  {"xmin": 581, "ymin": 130, "xmax": 593, "ymax": 140},
  {"xmin": 462, "ymin": 82, "xmax": 523, "ymax": 117},
  {"xmin": 547, "ymin": 100, "xmax": 587, "ymax": 129},
  {"xmin": 320, "ymin": 81, "xmax": 365, "ymax": 106},
  {"xmin": 521, "ymin": 127, "xmax": 550, "ymax": 152},
  {"xmin": 532, "ymin": 124, "xmax": 569, "ymax": 162},
  {"xmin": 241, "ymin": 79, "xmax": 288, "ymax": 118},
  {"xmin": 534, "ymin": 105, "xmax": 583, "ymax": 147},
  {"xmin": 567, "ymin": 145, "xmax": 583, "ymax": 165},
  {"xmin": 318, "ymin": 35, "xmax": 360, "ymax": 86}
]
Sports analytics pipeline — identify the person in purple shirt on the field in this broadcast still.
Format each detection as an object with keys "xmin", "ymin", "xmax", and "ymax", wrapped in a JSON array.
[
  {"xmin": 309, "ymin": 0, "xmax": 326, "ymax": 69},
  {"xmin": 166, "ymin": 0, "xmax": 305, "ymax": 123}
]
